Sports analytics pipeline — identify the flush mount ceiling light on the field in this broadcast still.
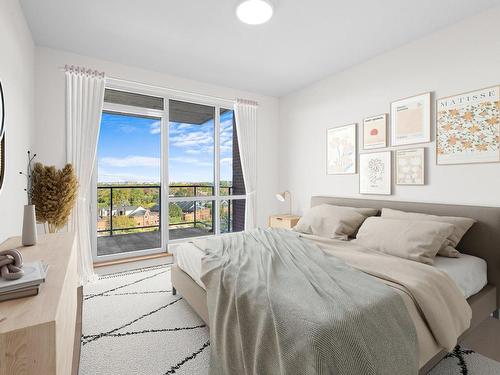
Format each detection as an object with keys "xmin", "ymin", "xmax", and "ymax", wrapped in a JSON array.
[{"xmin": 236, "ymin": 0, "xmax": 274, "ymax": 25}]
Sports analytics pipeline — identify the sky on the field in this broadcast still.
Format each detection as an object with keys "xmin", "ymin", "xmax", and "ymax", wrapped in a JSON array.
[{"xmin": 97, "ymin": 110, "xmax": 234, "ymax": 184}]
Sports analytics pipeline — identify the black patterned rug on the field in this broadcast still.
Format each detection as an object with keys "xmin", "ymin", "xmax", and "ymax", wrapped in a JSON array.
[{"xmin": 80, "ymin": 264, "xmax": 500, "ymax": 375}]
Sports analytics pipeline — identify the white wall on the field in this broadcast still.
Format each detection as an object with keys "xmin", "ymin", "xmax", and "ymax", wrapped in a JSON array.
[
  {"xmin": 0, "ymin": 0, "xmax": 35, "ymax": 241},
  {"xmin": 34, "ymin": 47, "xmax": 280, "ymax": 228},
  {"xmin": 279, "ymin": 7, "xmax": 500, "ymax": 214}
]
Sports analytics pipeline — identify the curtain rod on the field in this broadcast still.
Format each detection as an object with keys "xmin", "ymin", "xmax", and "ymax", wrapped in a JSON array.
[{"xmin": 58, "ymin": 66, "xmax": 252, "ymax": 105}]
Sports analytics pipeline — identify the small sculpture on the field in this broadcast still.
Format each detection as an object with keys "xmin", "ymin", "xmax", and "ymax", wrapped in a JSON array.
[{"xmin": 0, "ymin": 249, "xmax": 24, "ymax": 280}]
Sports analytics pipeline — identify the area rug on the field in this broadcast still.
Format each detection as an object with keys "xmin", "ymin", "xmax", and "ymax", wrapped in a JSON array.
[
  {"xmin": 80, "ymin": 264, "xmax": 209, "ymax": 375},
  {"xmin": 80, "ymin": 264, "xmax": 500, "ymax": 375}
]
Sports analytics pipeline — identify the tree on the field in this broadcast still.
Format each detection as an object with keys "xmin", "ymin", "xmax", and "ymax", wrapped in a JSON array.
[
  {"xmin": 169, "ymin": 203, "xmax": 182, "ymax": 221},
  {"xmin": 112, "ymin": 215, "xmax": 136, "ymax": 229}
]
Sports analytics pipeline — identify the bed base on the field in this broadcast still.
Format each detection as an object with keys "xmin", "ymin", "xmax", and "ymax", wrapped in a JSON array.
[
  {"xmin": 172, "ymin": 265, "xmax": 209, "ymax": 324},
  {"xmin": 171, "ymin": 264, "xmax": 497, "ymax": 373}
]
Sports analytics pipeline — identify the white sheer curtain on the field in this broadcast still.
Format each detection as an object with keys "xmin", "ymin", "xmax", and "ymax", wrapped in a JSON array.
[
  {"xmin": 234, "ymin": 99, "xmax": 258, "ymax": 230},
  {"xmin": 65, "ymin": 65, "xmax": 106, "ymax": 285}
]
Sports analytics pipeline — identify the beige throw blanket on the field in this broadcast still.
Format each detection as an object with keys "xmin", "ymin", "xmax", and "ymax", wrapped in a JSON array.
[{"xmin": 301, "ymin": 234, "xmax": 472, "ymax": 352}]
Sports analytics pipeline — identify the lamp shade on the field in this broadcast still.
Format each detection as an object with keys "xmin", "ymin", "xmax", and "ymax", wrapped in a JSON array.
[
  {"xmin": 276, "ymin": 191, "xmax": 291, "ymax": 214},
  {"xmin": 275, "ymin": 191, "xmax": 290, "ymax": 202}
]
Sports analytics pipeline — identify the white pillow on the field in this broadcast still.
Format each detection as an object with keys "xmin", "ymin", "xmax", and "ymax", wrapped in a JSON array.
[
  {"xmin": 381, "ymin": 208, "xmax": 476, "ymax": 258},
  {"xmin": 353, "ymin": 217, "xmax": 454, "ymax": 265},
  {"xmin": 294, "ymin": 204, "xmax": 378, "ymax": 239}
]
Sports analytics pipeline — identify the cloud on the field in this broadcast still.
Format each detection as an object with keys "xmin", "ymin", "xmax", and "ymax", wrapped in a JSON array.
[
  {"xmin": 170, "ymin": 156, "xmax": 212, "ymax": 167},
  {"xmin": 97, "ymin": 169, "xmax": 159, "ymax": 183},
  {"xmin": 149, "ymin": 121, "xmax": 161, "ymax": 134},
  {"xmin": 100, "ymin": 155, "xmax": 160, "ymax": 168},
  {"xmin": 220, "ymin": 157, "xmax": 233, "ymax": 165},
  {"xmin": 170, "ymin": 131, "xmax": 214, "ymax": 148}
]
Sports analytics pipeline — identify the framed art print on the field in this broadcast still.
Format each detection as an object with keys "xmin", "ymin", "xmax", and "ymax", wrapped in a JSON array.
[
  {"xmin": 327, "ymin": 124, "xmax": 357, "ymax": 174},
  {"xmin": 391, "ymin": 92, "xmax": 431, "ymax": 146},
  {"xmin": 436, "ymin": 85, "xmax": 499, "ymax": 165},
  {"xmin": 396, "ymin": 148, "xmax": 425, "ymax": 185},
  {"xmin": 363, "ymin": 114, "xmax": 387, "ymax": 149},
  {"xmin": 359, "ymin": 151, "xmax": 391, "ymax": 195}
]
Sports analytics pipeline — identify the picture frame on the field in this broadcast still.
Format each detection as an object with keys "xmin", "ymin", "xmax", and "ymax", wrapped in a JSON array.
[
  {"xmin": 391, "ymin": 92, "xmax": 431, "ymax": 146},
  {"xmin": 436, "ymin": 85, "xmax": 500, "ymax": 165},
  {"xmin": 396, "ymin": 148, "xmax": 425, "ymax": 185},
  {"xmin": 327, "ymin": 123, "xmax": 357, "ymax": 174},
  {"xmin": 359, "ymin": 151, "xmax": 391, "ymax": 195},
  {"xmin": 363, "ymin": 114, "xmax": 387, "ymax": 149}
]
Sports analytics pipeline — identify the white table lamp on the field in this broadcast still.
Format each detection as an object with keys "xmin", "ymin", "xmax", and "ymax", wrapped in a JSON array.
[{"xmin": 276, "ymin": 191, "xmax": 292, "ymax": 215}]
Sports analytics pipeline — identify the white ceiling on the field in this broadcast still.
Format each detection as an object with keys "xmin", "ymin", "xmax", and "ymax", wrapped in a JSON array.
[{"xmin": 20, "ymin": 0, "xmax": 500, "ymax": 97}]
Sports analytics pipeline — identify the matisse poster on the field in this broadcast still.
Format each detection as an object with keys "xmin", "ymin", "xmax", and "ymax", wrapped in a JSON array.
[
  {"xmin": 363, "ymin": 114, "xmax": 387, "ymax": 149},
  {"xmin": 437, "ymin": 85, "xmax": 500, "ymax": 165},
  {"xmin": 359, "ymin": 151, "xmax": 391, "ymax": 195},
  {"xmin": 327, "ymin": 124, "xmax": 357, "ymax": 174},
  {"xmin": 391, "ymin": 92, "xmax": 431, "ymax": 146},
  {"xmin": 396, "ymin": 148, "xmax": 425, "ymax": 185}
]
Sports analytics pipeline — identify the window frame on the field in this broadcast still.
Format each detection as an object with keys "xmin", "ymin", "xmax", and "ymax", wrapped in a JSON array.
[
  {"xmin": 167, "ymin": 102, "xmax": 246, "ymax": 244},
  {"xmin": 91, "ymin": 79, "xmax": 246, "ymax": 262}
]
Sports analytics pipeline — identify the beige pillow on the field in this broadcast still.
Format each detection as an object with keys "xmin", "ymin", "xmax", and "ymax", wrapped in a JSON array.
[
  {"xmin": 381, "ymin": 208, "xmax": 476, "ymax": 257},
  {"xmin": 294, "ymin": 204, "xmax": 378, "ymax": 239},
  {"xmin": 353, "ymin": 217, "xmax": 454, "ymax": 265}
]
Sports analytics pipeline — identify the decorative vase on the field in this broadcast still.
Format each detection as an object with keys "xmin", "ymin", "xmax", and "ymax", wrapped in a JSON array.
[{"xmin": 22, "ymin": 204, "xmax": 37, "ymax": 246}]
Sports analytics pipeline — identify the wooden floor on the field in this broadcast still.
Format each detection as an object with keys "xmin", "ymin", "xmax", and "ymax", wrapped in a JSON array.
[{"xmin": 97, "ymin": 227, "xmax": 212, "ymax": 256}]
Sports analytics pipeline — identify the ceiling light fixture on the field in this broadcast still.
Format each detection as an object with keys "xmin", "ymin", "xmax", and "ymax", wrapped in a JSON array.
[{"xmin": 236, "ymin": 0, "xmax": 274, "ymax": 25}]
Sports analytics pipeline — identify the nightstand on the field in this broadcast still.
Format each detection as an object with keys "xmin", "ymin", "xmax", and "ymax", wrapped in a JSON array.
[{"xmin": 269, "ymin": 214, "xmax": 301, "ymax": 229}]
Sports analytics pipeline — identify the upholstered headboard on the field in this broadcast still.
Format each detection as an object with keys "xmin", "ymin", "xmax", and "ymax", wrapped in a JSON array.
[{"xmin": 311, "ymin": 196, "xmax": 500, "ymax": 309}]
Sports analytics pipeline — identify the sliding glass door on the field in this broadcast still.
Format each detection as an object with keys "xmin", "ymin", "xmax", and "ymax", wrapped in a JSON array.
[
  {"xmin": 168, "ymin": 101, "xmax": 246, "ymax": 241},
  {"xmin": 92, "ymin": 88, "xmax": 246, "ymax": 261}
]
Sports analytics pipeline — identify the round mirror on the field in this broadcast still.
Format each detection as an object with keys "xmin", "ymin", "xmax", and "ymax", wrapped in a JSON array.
[{"xmin": 0, "ymin": 81, "xmax": 4, "ymax": 140}]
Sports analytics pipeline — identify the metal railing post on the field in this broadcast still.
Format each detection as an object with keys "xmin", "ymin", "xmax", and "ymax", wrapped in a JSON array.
[
  {"xmin": 193, "ymin": 186, "xmax": 197, "ymax": 228},
  {"xmin": 110, "ymin": 187, "xmax": 114, "ymax": 236},
  {"xmin": 228, "ymin": 187, "xmax": 232, "ymax": 232}
]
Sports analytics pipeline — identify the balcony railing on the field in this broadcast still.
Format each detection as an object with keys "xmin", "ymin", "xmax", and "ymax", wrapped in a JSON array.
[
  {"xmin": 97, "ymin": 184, "xmax": 233, "ymax": 238},
  {"xmin": 97, "ymin": 185, "xmax": 161, "ymax": 237}
]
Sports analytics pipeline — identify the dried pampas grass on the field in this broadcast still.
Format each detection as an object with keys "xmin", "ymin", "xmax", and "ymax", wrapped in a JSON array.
[{"xmin": 32, "ymin": 163, "xmax": 78, "ymax": 233}]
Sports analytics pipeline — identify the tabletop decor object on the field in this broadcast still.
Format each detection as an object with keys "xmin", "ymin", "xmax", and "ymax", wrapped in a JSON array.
[
  {"xmin": 0, "ymin": 249, "xmax": 23, "ymax": 280},
  {"xmin": 19, "ymin": 151, "xmax": 37, "ymax": 246},
  {"xmin": 31, "ymin": 162, "xmax": 78, "ymax": 233},
  {"xmin": 276, "ymin": 190, "xmax": 292, "ymax": 215}
]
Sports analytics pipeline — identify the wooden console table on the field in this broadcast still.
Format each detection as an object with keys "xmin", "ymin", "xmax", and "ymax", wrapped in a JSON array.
[{"xmin": 0, "ymin": 232, "xmax": 82, "ymax": 375}]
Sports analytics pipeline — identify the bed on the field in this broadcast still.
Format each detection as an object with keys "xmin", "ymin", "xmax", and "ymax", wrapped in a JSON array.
[{"xmin": 171, "ymin": 196, "xmax": 500, "ymax": 373}]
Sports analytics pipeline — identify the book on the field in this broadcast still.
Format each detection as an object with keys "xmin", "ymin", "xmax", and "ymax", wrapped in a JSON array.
[
  {"xmin": 0, "ymin": 261, "xmax": 48, "ymax": 293},
  {"xmin": 0, "ymin": 285, "xmax": 39, "ymax": 302}
]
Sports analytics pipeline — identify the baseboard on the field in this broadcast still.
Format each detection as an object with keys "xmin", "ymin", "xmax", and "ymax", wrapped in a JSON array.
[{"xmin": 93, "ymin": 252, "xmax": 172, "ymax": 268}]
